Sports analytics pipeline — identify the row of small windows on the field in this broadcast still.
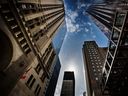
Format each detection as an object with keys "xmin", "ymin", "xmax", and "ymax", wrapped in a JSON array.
[
  {"xmin": 28, "ymin": 13, "xmax": 64, "ymax": 42},
  {"xmin": 92, "ymin": 65, "xmax": 103, "ymax": 68},
  {"xmin": 0, "ymin": 4, "xmax": 31, "ymax": 54},
  {"xmin": 92, "ymin": 62, "xmax": 102, "ymax": 65},
  {"xmin": 18, "ymin": 3, "xmax": 63, "ymax": 15},
  {"xmin": 34, "ymin": 44, "xmax": 55, "ymax": 81}
]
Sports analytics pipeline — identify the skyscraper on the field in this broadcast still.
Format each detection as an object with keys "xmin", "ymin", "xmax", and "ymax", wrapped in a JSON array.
[
  {"xmin": 82, "ymin": 41, "xmax": 107, "ymax": 96},
  {"xmin": 101, "ymin": 9, "xmax": 128, "ymax": 96},
  {"xmin": 45, "ymin": 22, "xmax": 66, "ymax": 96},
  {"xmin": 86, "ymin": 3, "xmax": 115, "ymax": 37},
  {"xmin": 45, "ymin": 57, "xmax": 61, "ymax": 96},
  {"xmin": 83, "ymin": 92, "xmax": 86, "ymax": 96},
  {"xmin": 0, "ymin": 0, "xmax": 65, "ymax": 95},
  {"xmin": 86, "ymin": 2, "xmax": 128, "ymax": 38},
  {"xmin": 61, "ymin": 71, "xmax": 75, "ymax": 96}
]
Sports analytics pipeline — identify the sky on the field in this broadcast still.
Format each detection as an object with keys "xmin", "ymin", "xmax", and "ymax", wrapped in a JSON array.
[{"xmin": 53, "ymin": 0, "xmax": 108, "ymax": 96}]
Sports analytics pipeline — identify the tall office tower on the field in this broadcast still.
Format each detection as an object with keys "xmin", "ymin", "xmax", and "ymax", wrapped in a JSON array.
[
  {"xmin": 0, "ymin": 0, "xmax": 65, "ymax": 95},
  {"xmin": 45, "ymin": 58, "xmax": 61, "ymax": 96},
  {"xmin": 83, "ymin": 92, "xmax": 86, "ymax": 96},
  {"xmin": 61, "ymin": 72, "xmax": 75, "ymax": 96},
  {"xmin": 86, "ymin": 2, "xmax": 128, "ymax": 38},
  {"xmin": 82, "ymin": 41, "xmax": 107, "ymax": 96},
  {"xmin": 101, "ymin": 9, "xmax": 128, "ymax": 96},
  {"xmin": 45, "ymin": 22, "xmax": 66, "ymax": 96},
  {"xmin": 42, "ymin": 19, "xmax": 66, "ymax": 96},
  {"xmin": 86, "ymin": 3, "xmax": 116, "ymax": 38},
  {"xmin": 52, "ymin": 21, "xmax": 67, "ymax": 54}
]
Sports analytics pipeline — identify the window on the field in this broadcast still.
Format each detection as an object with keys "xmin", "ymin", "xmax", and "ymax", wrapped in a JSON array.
[
  {"xmin": 26, "ymin": 75, "xmax": 36, "ymax": 89},
  {"xmin": 35, "ymin": 64, "xmax": 41, "ymax": 74},
  {"xmin": 121, "ymin": 35, "xmax": 128, "ymax": 45},
  {"xmin": 105, "ymin": 62, "xmax": 110, "ymax": 73},
  {"xmin": 95, "ymin": 77, "xmax": 98, "ymax": 81},
  {"xmin": 112, "ymin": 29, "xmax": 120, "ymax": 44},
  {"xmin": 109, "ymin": 41, "xmax": 116, "ymax": 56},
  {"xmin": 115, "ymin": 12, "xmax": 125, "ymax": 29},
  {"xmin": 34, "ymin": 84, "xmax": 41, "ymax": 96},
  {"xmin": 107, "ymin": 52, "xmax": 113, "ymax": 65},
  {"xmin": 40, "ymin": 73, "xmax": 46, "ymax": 82}
]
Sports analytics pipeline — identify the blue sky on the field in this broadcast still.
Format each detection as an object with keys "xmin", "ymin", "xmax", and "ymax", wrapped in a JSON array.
[{"xmin": 53, "ymin": 0, "xmax": 108, "ymax": 96}]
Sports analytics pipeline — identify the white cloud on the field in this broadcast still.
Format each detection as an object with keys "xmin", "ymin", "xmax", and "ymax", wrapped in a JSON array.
[
  {"xmin": 76, "ymin": 24, "xmax": 79, "ymax": 29},
  {"xmin": 66, "ymin": 10, "xmax": 78, "ymax": 22},
  {"xmin": 65, "ymin": 10, "xmax": 80, "ymax": 33},
  {"xmin": 81, "ymin": 4, "xmax": 86, "ymax": 7},
  {"xmin": 87, "ymin": 22, "xmax": 92, "ymax": 26},
  {"xmin": 85, "ymin": 27, "xmax": 89, "ymax": 32},
  {"xmin": 66, "ymin": 17, "xmax": 77, "ymax": 32},
  {"xmin": 82, "ymin": 11, "xmax": 86, "ymax": 15},
  {"xmin": 77, "ymin": 3, "xmax": 86, "ymax": 9}
]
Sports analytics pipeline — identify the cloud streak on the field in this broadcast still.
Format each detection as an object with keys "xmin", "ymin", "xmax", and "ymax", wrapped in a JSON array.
[{"xmin": 65, "ymin": 9, "xmax": 80, "ymax": 33}]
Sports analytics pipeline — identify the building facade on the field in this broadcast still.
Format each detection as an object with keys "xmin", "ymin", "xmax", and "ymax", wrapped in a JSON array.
[
  {"xmin": 101, "ymin": 9, "xmax": 128, "ymax": 96},
  {"xmin": 45, "ymin": 58, "xmax": 61, "ymax": 96},
  {"xmin": 86, "ymin": 3, "xmax": 116, "ymax": 38},
  {"xmin": 86, "ymin": 1, "xmax": 128, "ymax": 96},
  {"xmin": 61, "ymin": 71, "xmax": 75, "ymax": 96},
  {"xmin": 82, "ymin": 41, "xmax": 107, "ymax": 96},
  {"xmin": 86, "ymin": 1, "xmax": 128, "ymax": 38},
  {"xmin": 0, "ymin": 0, "xmax": 65, "ymax": 95}
]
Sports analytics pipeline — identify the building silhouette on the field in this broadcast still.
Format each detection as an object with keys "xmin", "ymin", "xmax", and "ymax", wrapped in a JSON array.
[
  {"xmin": 61, "ymin": 71, "xmax": 75, "ymax": 96},
  {"xmin": 86, "ymin": 1, "xmax": 128, "ymax": 96},
  {"xmin": 83, "ymin": 92, "xmax": 86, "ymax": 96},
  {"xmin": 82, "ymin": 41, "xmax": 107, "ymax": 96},
  {"xmin": 0, "ymin": 0, "xmax": 65, "ymax": 95},
  {"xmin": 45, "ymin": 57, "xmax": 61, "ymax": 96},
  {"xmin": 45, "ymin": 21, "xmax": 66, "ymax": 96},
  {"xmin": 101, "ymin": 9, "xmax": 128, "ymax": 96}
]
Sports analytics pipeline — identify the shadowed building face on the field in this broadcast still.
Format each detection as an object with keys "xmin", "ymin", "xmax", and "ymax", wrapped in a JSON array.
[{"xmin": 61, "ymin": 71, "xmax": 75, "ymax": 96}]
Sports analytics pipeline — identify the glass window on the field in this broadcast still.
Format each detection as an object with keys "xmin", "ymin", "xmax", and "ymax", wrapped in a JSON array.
[
  {"xmin": 34, "ymin": 84, "xmax": 41, "ymax": 96},
  {"xmin": 40, "ymin": 73, "xmax": 46, "ymax": 82},
  {"xmin": 107, "ymin": 53, "xmax": 113, "ymax": 66},
  {"xmin": 35, "ymin": 64, "xmax": 41, "ymax": 74},
  {"xmin": 121, "ymin": 35, "xmax": 128, "ymax": 45},
  {"xmin": 102, "ymin": 71, "xmax": 107, "ymax": 85},
  {"xmin": 105, "ymin": 62, "xmax": 110, "ymax": 73},
  {"xmin": 115, "ymin": 12, "xmax": 125, "ymax": 29},
  {"xmin": 112, "ymin": 29, "xmax": 120, "ymax": 44},
  {"xmin": 109, "ymin": 41, "xmax": 116, "ymax": 56},
  {"xmin": 26, "ymin": 75, "xmax": 35, "ymax": 89},
  {"xmin": 96, "ymin": 77, "xmax": 98, "ymax": 81}
]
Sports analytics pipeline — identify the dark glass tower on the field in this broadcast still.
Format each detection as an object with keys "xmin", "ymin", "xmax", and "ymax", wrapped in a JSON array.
[
  {"xmin": 45, "ymin": 22, "xmax": 66, "ymax": 96},
  {"xmin": 45, "ymin": 57, "xmax": 61, "ymax": 96},
  {"xmin": 101, "ymin": 9, "xmax": 128, "ymax": 96},
  {"xmin": 82, "ymin": 41, "xmax": 107, "ymax": 96},
  {"xmin": 61, "ymin": 72, "xmax": 75, "ymax": 96}
]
